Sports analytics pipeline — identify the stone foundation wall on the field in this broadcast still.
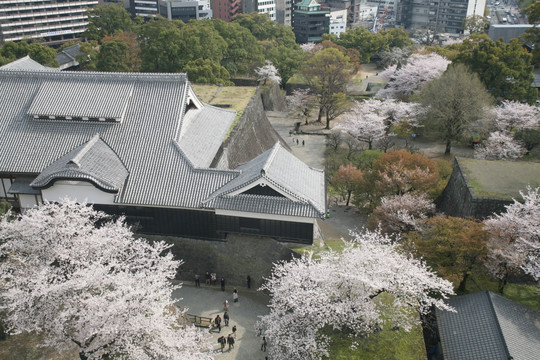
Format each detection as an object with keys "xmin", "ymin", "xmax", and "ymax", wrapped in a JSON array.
[
  {"xmin": 144, "ymin": 234, "xmax": 296, "ymax": 289},
  {"xmin": 440, "ymin": 158, "xmax": 511, "ymax": 219}
]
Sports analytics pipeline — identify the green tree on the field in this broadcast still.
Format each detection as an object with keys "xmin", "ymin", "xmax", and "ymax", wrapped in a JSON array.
[
  {"xmin": 177, "ymin": 21, "xmax": 227, "ymax": 67},
  {"xmin": 209, "ymin": 19, "xmax": 264, "ymax": 76},
  {"xmin": 524, "ymin": 1, "xmax": 540, "ymax": 23},
  {"xmin": 521, "ymin": 2, "xmax": 540, "ymax": 67},
  {"xmin": 450, "ymin": 34, "xmax": 537, "ymax": 103},
  {"xmin": 0, "ymin": 41, "xmax": 57, "ymax": 67},
  {"xmin": 463, "ymin": 15, "xmax": 490, "ymax": 34},
  {"xmin": 406, "ymin": 216, "xmax": 489, "ymax": 294},
  {"xmin": 101, "ymin": 31, "xmax": 141, "ymax": 72},
  {"xmin": 137, "ymin": 17, "xmax": 185, "ymax": 72},
  {"xmin": 421, "ymin": 63, "xmax": 494, "ymax": 154},
  {"xmin": 84, "ymin": 4, "xmax": 135, "ymax": 41},
  {"xmin": 96, "ymin": 39, "xmax": 131, "ymax": 72},
  {"xmin": 328, "ymin": 27, "xmax": 388, "ymax": 63},
  {"xmin": 302, "ymin": 48, "xmax": 355, "ymax": 128},
  {"xmin": 233, "ymin": 13, "xmax": 303, "ymax": 84},
  {"xmin": 331, "ymin": 163, "xmax": 364, "ymax": 206},
  {"xmin": 184, "ymin": 59, "xmax": 233, "ymax": 85},
  {"xmin": 380, "ymin": 28, "xmax": 414, "ymax": 49},
  {"xmin": 76, "ymin": 41, "xmax": 99, "ymax": 71}
]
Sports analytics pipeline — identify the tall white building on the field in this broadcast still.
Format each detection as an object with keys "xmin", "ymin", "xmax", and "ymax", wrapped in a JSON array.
[{"xmin": 0, "ymin": 0, "xmax": 99, "ymax": 45}]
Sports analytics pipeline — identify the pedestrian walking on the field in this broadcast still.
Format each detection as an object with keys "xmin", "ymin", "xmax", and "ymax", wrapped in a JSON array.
[
  {"xmin": 224, "ymin": 311, "xmax": 229, "ymax": 326},
  {"xmin": 215, "ymin": 315, "xmax": 221, "ymax": 333},
  {"xmin": 218, "ymin": 336, "xmax": 226, "ymax": 352},
  {"xmin": 302, "ymin": 140, "xmax": 305, "ymax": 146},
  {"xmin": 227, "ymin": 334, "xmax": 235, "ymax": 350},
  {"xmin": 194, "ymin": 274, "xmax": 200, "ymax": 287},
  {"xmin": 233, "ymin": 288, "xmax": 239, "ymax": 303},
  {"xmin": 205, "ymin": 271, "xmax": 210, "ymax": 285},
  {"xmin": 232, "ymin": 325, "xmax": 237, "ymax": 338},
  {"xmin": 220, "ymin": 276, "xmax": 225, "ymax": 291},
  {"xmin": 261, "ymin": 336, "xmax": 267, "ymax": 351},
  {"xmin": 247, "ymin": 275, "xmax": 251, "ymax": 289},
  {"xmin": 224, "ymin": 299, "xmax": 229, "ymax": 311}
]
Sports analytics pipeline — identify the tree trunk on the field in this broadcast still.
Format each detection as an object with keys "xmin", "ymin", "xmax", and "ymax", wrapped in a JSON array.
[
  {"xmin": 368, "ymin": 140, "xmax": 372, "ymax": 150},
  {"xmin": 79, "ymin": 352, "xmax": 88, "ymax": 360},
  {"xmin": 457, "ymin": 272, "xmax": 468, "ymax": 294},
  {"xmin": 317, "ymin": 107, "xmax": 323, "ymax": 123},
  {"xmin": 346, "ymin": 190, "xmax": 352, "ymax": 206},
  {"xmin": 497, "ymin": 277, "xmax": 508, "ymax": 295},
  {"xmin": 445, "ymin": 139, "xmax": 452, "ymax": 154},
  {"xmin": 325, "ymin": 110, "xmax": 331, "ymax": 129}
]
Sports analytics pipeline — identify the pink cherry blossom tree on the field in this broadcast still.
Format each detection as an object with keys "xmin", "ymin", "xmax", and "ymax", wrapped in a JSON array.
[
  {"xmin": 335, "ymin": 99, "xmax": 424, "ymax": 150},
  {"xmin": 474, "ymin": 131, "xmax": 527, "ymax": 160},
  {"xmin": 376, "ymin": 53, "xmax": 451, "ymax": 99},
  {"xmin": 369, "ymin": 192, "xmax": 436, "ymax": 235},
  {"xmin": 0, "ymin": 200, "xmax": 212, "ymax": 360},
  {"xmin": 335, "ymin": 99, "xmax": 389, "ymax": 149},
  {"xmin": 490, "ymin": 100, "xmax": 540, "ymax": 131},
  {"xmin": 255, "ymin": 60, "xmax": 281, "ymax": 85},
  {"xmin": 256, "ymin": 229, "xmax": 454, "ymax": 360},
  {"xmin": 287, "ymin": 88, "xmax": 316, "ymax": 125},
  {"xmin": 484, "ymin": 187, "xmax": 540, "ymax": 293}
]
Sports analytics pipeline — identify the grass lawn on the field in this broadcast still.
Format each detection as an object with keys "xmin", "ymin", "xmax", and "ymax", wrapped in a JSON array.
[
  {"xmin": 0, "ymin": 332, "xmax": 78, "ymax": 360},
  {"xmin": 458, "ymin": 158, "xmax": 540, "ymax": 200},
  {"xmin": 466, "ymin": 274, "xmax": 540, "ymax": 311},
  {"xmin": 326, "ymin": 293, "xmax": 426, "ymax": 360}
]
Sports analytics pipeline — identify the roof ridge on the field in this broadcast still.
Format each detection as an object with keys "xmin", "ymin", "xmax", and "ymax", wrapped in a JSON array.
[
  {"xmin": 486, "ymin": 291, "xmax": 513, "ymax": 360},
  {"xmin": 70, "ymin": 134, "xmax": 100, "ymax": 167},
  {"xmin": 171, "ymin": 139, "xmax": 240, "ymax": 175},
  {"xmin": 0, "ymin": 69, "xmax": 189, "ymax": 82},
  {"xmin": 262, "ymin": 142, "xmax": 281, "ymax": 175}
]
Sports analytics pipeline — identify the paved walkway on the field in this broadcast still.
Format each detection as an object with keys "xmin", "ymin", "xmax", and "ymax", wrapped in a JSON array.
[{"xmin": 173, "ymin": 284, "xmax": 270, "ymax": 360}]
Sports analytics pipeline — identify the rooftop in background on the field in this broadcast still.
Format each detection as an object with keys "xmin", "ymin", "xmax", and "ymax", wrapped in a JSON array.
[
  {"xmin": 437, "ymin": 291, "xmax": 540, "ymax": 360},
  {"xmin": 56, "ymin": 44, "xmax": 84, "ymax": 71},
  {"xmin": 0, "ymin": 56, "xmax": 57, "ymax": 72},
  {"xmin": 458, "ymin": 158, "xmax": 540, "ymax": 200},
  {"xmin": 488, "ymin": 24, "xmax": 534, "ymax": 43}
]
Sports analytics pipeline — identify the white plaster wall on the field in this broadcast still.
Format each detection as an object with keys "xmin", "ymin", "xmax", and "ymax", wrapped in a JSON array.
[
  {"xmin": 19, "ymin": 194, "xmax": 39, "ymax": 209},
  {"xmin": 467, "ymin": 0, "xmax": 486, "ymax": 17},
  {"xmin": 42, "ymin": 181, "xmax": 115, "ymax": 204}
]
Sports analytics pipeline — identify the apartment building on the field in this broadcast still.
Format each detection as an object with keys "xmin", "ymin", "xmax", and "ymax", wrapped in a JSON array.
[
  {"xmin": 212, "ymin": 0, "xmax": 242, "ymax": 22},
  {"xmin": 0, "ymin": 0, "xmax": 99, "ymax": 45},
  {"xmin": 398, "ymin": 0, "xmax": 486, "ymax": 33}
]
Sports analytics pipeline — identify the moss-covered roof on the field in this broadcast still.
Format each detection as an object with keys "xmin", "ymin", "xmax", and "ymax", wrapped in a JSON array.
[{"xmin": 458, "ymin": 158, "xmax": 540, "ymax": 200}]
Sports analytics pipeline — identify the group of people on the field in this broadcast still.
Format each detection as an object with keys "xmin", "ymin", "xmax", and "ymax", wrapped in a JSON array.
[
  {"xmin": 217, "ymin": 333, "xmax": 236, "ymax": 352},
  {"xmin": 291, "ymin": 137, "xmax": 305, "ymax": 146}
]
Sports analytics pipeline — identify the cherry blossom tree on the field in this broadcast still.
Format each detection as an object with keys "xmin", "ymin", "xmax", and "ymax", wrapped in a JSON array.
[
  {"xmin": 0, "ymin": 201, "xmax": 212, "ymax": 360},
  {"xmin": 490, "ymin": 100, "xmax": 540, "ymax": 131},
  {"xmin": 474, "ymin": 131, "xmax": 527, "ymax": 160},
  {"xmin": 255, "ymin": 60, "xmax": 281, "ymax": 85},
  {"xmin": 376, "ymin": 53, "xmax": 451, "ymax": 99},
  {"xmin": 484, "ymin": 187, "xmax": 540, "ymax": 292},
  {"xmin": 335, "ymin": 99, "xmax": 388, "ymax": 149},
  {"xmin": 256, "ymin": 229, "xmax": 454, "ymax": 360},
  {"xmin": 287, "ymin": 88, "xmax": 316, "ymax": 125},
  {"xmin": 300, "ymin": 42, "xmax": 318, "ymax": 54},
  {"xmin": 369, "ymin": 192, "xmax": 436, "ymax": 235}
]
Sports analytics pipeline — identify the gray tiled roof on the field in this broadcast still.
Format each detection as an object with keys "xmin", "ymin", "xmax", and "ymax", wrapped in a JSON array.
[
  {"xmin": 209, "ymin": 194, "xmax": 322, "ymax": 217},
  {"xmin": 56, "ymin": 44, "xmax": 82, "ymax": 67},
  {"xmin": 204, "ymin": 142, "xmax": 325, "ymax": 217},
  {"xmin": 178, "ymin": 105, "xmax": 236, "ymax": 168},
  {"xmin": 8, "ymin": 177, "xmax": 41, "ymax": 195},
  {"xmin": 436, "ymin": 291, "xmax": 540, "ymax": 360},
  {"xmin": 0, "ymin": 70, "xmax": 237, "ymax": 208},
  {"xmin": 27, "ymin": 80, "xmax": 134, "ymax": 119},
  {"xmin": 0, "ymin": 55, "xmax": 57, "ymax": 71},
  {"xmin": 31, "ymin": 134, "xmax": 129, "ymax": 192}
]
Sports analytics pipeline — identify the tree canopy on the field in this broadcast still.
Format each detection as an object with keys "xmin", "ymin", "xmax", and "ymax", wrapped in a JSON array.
[
  {"xmin": 449, "ymin": 35, "xmax": 537, "ymax": 103},
  {"xmin": 257, "ymin": 229, "xmax": 453, "ymax": 360},
  {"xmin": 83, "ymin": 4, "xmax": 136, "ymax": 42},
  {"xmin": 0, "ymin": 201, "xmax": 211, "ymax": 360},
  {"xmin": 421, "ymin": 63, "xmax": 494, "ymax": 154},
  {"xmin": 0, "ymin": 41, "xmax": 58, "ymax": 67}
]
